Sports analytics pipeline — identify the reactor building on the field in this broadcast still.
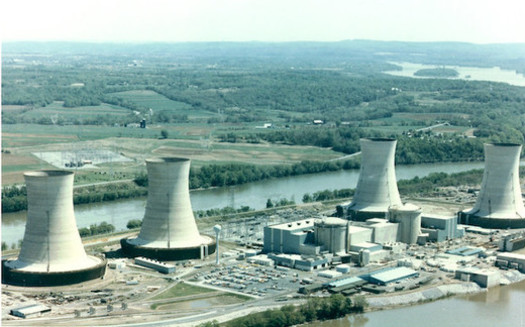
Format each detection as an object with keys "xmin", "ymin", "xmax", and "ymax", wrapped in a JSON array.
[
  {"xmin": 2, "ymin": 171, "xmax": 106, "ymax": 287},
  {"xmin": 347, "ymin": 138, "xmax": 403, "ymax": 220},
  {"xmin": 121, "ymin": 157, "xmax": 215, "ymax": 260},
  {"xmin": 459, "ymin": 143, "xmax": 525, "ymax": 229}
]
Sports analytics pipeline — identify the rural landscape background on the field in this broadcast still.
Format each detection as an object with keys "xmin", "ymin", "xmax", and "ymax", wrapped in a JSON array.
[{"xmin": 3, "ymin": 41, "xmax": 525, "ymax": 217}]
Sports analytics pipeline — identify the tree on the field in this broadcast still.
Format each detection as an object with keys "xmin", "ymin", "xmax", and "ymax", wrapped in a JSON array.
[
  {"xmin": 160, "ymin": 130, "xmax": 169, "ymax": 139},
  {"xmin": 352, "ymin": 295, "xmax": 369, "ymax": 313},
  {"xmin": 266, "ymin": 198, "xmax": 274, "ymax": 208},
  {"xmin": 1, "ymin": 242, "xmax": 8, "ymax": 251},
  {"xmin": 126, "ymin": 219, "xmax": 142, "ymax": 229}
]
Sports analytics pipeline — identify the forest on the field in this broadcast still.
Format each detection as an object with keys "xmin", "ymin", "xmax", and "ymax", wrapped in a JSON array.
[{"xmin": 2, "ymin": 41, "xmax": 525, "ymax": 195}]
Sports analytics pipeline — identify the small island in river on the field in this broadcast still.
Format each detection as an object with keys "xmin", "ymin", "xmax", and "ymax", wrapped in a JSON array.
[{"xmin": 414, "ymin": 67, "xmax": 459, "ymax": 78}]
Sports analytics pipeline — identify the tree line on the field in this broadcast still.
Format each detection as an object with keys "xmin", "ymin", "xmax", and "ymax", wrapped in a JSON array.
[
  {"xmin": 201, "ymin": 294, "xmax": 368, "ymax": 327},
  {"xmin": 78, "ymin": 222, "xmax": 115, "ymax": 238},
  {"xmin": 2, "ymin": 181, "xmax": 147, "ymax": 213}
]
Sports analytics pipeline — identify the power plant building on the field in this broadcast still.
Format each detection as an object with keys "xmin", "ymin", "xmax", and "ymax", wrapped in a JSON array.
[
  {"xmin": 347, "ymin": 138, "xmax": 402, "ymax": 220},
  {"xmin": 264, "ymin": 218, "xmax": 348, "ymax": 256},
  {"xmin": 2, "ymin": 171, "xmax": 106, "ymax": 287},
  {"xmin": 121, "ymin": 157, "xmax": 215, "ymax": 260},
  {"xmin": 459, "ymin": 143, "xmax": 525, "ymax": 229},
  {"xmin": 314, "ymin": 218, "xmax": 348, "ymax": 255},
  {"xmin": 421, "ymin": 214, "xmax": 465, "ymax": 242},
  {"xmin": 388, "ymin": 204, "xmax": 421, "ymax": 244}
]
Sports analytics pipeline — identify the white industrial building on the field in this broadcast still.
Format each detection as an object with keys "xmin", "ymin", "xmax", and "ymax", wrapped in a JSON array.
[
  {"xmin": 121, "ymin": 157, "xmax": 215, "ymax": 260},
  {"xmin": 2, "ymin": 171, "xmax": 106, "ymax": 286},
  {"xmin": 459, "ymin": 143, "xmax": 525, "ymax": 229},
  {"xmin": 263, "ymin": 217, "xmax": 348, "ymax": 256},
  {"xmin": 388, "ymin": 204, "xmax": 422, "ymax": 244},
  {"xmin": 347, "ymin": 138, "xmax": 402, "ymax": 220},
  {"xmin": 9, "ymin": 304, "xmax": 51, "ymax": 319}
]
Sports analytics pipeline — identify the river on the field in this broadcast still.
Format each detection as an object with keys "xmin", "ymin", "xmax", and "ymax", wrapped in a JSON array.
[
  {"xmin": 1, "ymin": 160, "xmax": 489, "ymax": 247},
  {"xmin": 310, "ymin": 279, "xmax": 525, "ymax": 327},
  {"xmin": 383, "ymin": 61, "xmax": 525, "ymax": 87}
]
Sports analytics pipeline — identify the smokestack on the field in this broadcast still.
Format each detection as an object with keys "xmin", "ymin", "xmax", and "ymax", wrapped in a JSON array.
[
  {"xmin": 2, "ymin": 171, "xmax": 106, "ymax": 287},
  {"xmin": 121, "ymin": 157, "xmax": 215, "ymax": 260},
  {"xmin": 459, "ymin": 143, "xmax": 525, "ymax": 228},
  {"xmin": 348, "ymin": 138, "xmax": 402, "ymax": 220}
]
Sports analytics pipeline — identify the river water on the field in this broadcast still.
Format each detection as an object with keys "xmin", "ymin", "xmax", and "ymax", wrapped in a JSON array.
[
  {"xmin": 309, "ymin": 280, "xmax": 525, "ymax": 327},
  {"xmin": 1, "ymin": 161, "xmax": 488, "ymax": 246},
  {"xmin": 383, "ymin": 62, "xmax": 525, "ymax": 87}
]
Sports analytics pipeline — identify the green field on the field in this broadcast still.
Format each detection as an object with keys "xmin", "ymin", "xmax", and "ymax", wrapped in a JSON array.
[
  {"xmin": 151, "ymin": 282, "xmax": 215, "ymax": 301},
  {"xmin": 18, "ymin": 101, "xmax": 130, "ymax": 120},
  {"xmin": 110, "ymin": 90, "xmax": 217, "ymax": 119}
]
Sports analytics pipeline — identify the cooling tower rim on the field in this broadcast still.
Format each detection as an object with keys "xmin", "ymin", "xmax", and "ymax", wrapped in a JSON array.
[
  {"xmin": 362, "ymin": 137, "xmax": 396, "ymax": 142},
  {"xmin": 146, "ymin": 157, "xmax": 190, "ymax": 163},
  {"xmin": 24, "ymin": 170, "xmax": 73, "ymax": 178},
  {"xmin": 486, "ymin": 143, "xmax": 521, "ymax": 147}
]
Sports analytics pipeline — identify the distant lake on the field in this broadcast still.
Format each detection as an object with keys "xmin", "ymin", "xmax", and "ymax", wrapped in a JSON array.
[{"xmin": 383, "ymin": 62, "xmax": 525, "ymax": 87}]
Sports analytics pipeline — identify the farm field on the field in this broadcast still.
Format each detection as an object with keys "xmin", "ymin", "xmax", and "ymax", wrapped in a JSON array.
[
  {"xmin": 1, "ymin": 132, "xmax": 344, "ymax": 185},
  {"xmin": 109, "ymin": 90, "xmax": 218, "ymax": 120},
  {"xmin": 15, "ymin": 101, "xmax": 130, "ymax": 120}
]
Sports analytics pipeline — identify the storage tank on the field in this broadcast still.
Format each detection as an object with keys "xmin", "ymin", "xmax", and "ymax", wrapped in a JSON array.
[
  {"xmin": 121, "ymin": 157, "xmax": 215, "ymax": 260},
  {"xmin": 459, "ymin": 143, "xmax": 525, "ymax": 229},
  {"xmin": 314, "ymin": 217, "xmax": 347, "ymax": 254},
  {"xmin": 388, "ymin": 203, "xmax": 421, "ymax": 244},
  {"xmin": 348, "ymin": 138, "xmax": 402, "ymax": 220},
  {"xmin": 2, "ymin": 171, "xmax": 106, "ymax": 287}
]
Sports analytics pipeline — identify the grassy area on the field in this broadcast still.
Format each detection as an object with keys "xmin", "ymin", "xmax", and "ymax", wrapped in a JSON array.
[
  {"xmin": 151, "ymin": 282, "xmax": 216, "ymax": 301},
  {"xmin": 110, "ymin": 90, "xmax": 217, "ymax": 120},
  {"xmin": 19, "ymin": 101, "xmax": 130, "ymax": 120},
  {"xmin": 152, "ymin": 293, "xmax": 250, "ymax": 311}
]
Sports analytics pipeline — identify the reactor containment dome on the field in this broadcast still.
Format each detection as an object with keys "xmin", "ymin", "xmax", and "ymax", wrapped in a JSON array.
[
  {"xmin": 459, "ymin": 143, "xmax": 525, "ymax": 229},
  {"xmin": 121, "ymin": 157, "xmax": 215, "ymax": 260},
  {"xmin": 348, "ymin": 138, "xmax": 402, "ymax": 220},
  {"xmin": 2, "ymin": 171, "xmax": 106, "ymax": 287}
]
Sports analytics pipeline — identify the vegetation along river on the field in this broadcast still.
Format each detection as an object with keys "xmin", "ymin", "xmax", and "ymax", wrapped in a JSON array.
[
  {"xmin": 308, "ymin": 279, "xmax": 525, "ymax": 327},
  {"xmin": 1, "ymin": 161, "xmax": 493, "ymax": 246}
]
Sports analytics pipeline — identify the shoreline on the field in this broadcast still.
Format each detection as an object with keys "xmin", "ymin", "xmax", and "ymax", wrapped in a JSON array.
[{"xmin": 181, "ymin": 270, "xmax": 525, "ymax": 327}]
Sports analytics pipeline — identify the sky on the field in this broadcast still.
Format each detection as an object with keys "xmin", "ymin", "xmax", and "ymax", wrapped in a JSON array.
[{"xmin": 1, "ymin": 0, "xmax": 524, "ymax": 44}]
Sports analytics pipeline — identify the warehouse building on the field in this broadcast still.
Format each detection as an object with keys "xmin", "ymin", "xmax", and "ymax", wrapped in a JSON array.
[
  {"xmin": 496, "ymin": 253, "xmax": 525, "ymax": 273},
  {"xmin": 366, "ymin": 267, "xmax": 419, "ymax": 285},
  {"xmin": 9, "ymin": 304, "xmax": 51, "ymax": 319},
  {"xmin": 455, "ymin": 267, "xmax": 500, "ymax": 288},
  {"xmin": 134, "ymin": 257, "xmax": 175, "ymax": 274}
]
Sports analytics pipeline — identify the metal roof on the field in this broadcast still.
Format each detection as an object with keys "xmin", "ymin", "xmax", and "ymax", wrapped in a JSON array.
[{"xmin": 369, "ymin": 267, "xmax": 418, "ymax": 284}]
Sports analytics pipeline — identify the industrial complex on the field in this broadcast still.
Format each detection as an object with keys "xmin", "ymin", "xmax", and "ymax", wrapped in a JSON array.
[{"xmin": 3, "ymin": 143, "xmax": 525, "ymax": 325}]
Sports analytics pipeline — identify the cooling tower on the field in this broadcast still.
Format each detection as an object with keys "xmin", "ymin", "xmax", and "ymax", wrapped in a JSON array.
[
  {"xmin": 459, "ymin": 143, "xmax": 525, "ymax": 229},
  {"xmin": 121, "ymin": 157, "xmax": 215, "ymax": 260},
  {"xmin": 2, "ymin": 171, "xmax": 106, "ymax": 287},
  {"xmin": 348, "ymin": 138, "xmax": 402, "ymax": 220},
  {"xmin": 388, "ymin": 204, "xmax": 421, "ymax": 244}
]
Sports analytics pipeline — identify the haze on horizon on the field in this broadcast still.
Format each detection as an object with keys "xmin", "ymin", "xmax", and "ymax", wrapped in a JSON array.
[{"xmin": 1, "ymin": 0, "xmax": 525, "ymax": 45}]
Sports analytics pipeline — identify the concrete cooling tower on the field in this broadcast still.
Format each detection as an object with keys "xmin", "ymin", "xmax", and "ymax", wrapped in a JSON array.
[
  {"xmin": 121, "ymin": 157, "xmax": 215, "ymax": 260},
  {"xmin": 459, "ymin": 143, "xmax": 525, "ymax": 229},
  {"xmin": 348, "ymin": 138, "xmax": 402, "ymax": 220},
  {"xmin": 2, "ymin": 171, "xmax": 106, "ymax": 287}
]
